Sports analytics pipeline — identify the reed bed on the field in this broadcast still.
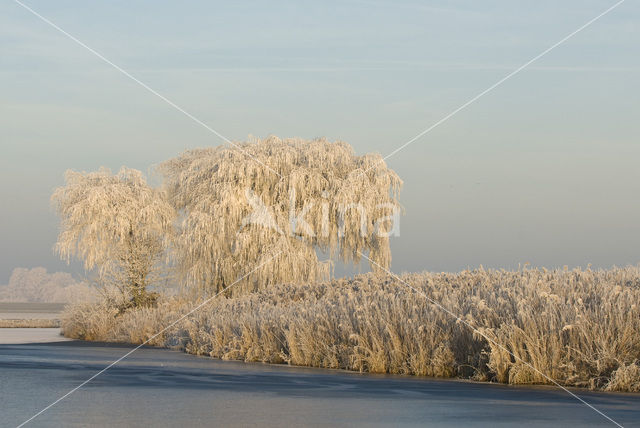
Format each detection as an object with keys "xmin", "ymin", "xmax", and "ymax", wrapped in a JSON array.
[{"xmin": 62, "ymin": 266, "xmax": 640, "ymax": 392}]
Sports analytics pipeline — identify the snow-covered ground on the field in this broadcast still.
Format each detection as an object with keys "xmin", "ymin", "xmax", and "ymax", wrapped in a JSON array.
[
  {"xmin": 0, "ymin": 302, "xmax": 71, "ymax": 344},
  {"xmin": 0, "ymin": 328, "xmax": 71, "ymax": 344}
]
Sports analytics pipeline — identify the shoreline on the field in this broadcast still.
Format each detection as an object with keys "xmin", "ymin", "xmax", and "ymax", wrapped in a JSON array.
[
  {"xmin": 4, "ymin": 341, "xmax": 639, "ymax": 427},
  {"xmin": 0, "ymin": 327, "xmax": 72, "ymax": 344},
  {"xmin": 62, "ymin": 334, "xmax": 640, "ymax": 396},
  {"xmin": 0, "ymin": 302, "xmax": 67, "ymax": 343},
  {"xmin": 0, "ymin": 319, "xmax": 61, "ymax": 328},
  {"xmin": 8, "ymin": 337, "xmax": 640, "ymax": 398}
]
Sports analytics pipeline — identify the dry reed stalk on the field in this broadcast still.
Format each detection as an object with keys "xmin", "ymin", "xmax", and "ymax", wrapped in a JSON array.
[{"xmin": 62, "ymin": 266, "xmax": 640, "ymax": 392}]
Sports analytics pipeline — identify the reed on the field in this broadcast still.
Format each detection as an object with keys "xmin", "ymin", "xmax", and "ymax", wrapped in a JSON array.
[{"xmin": 62, "ymin": 265, "xmax": 640, "ymax": 392}]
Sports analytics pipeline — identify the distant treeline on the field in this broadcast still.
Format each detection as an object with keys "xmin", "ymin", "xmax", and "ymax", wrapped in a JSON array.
[{"xmin": 0, "ymin": 267, "xmax": 95, "ymax": 303}]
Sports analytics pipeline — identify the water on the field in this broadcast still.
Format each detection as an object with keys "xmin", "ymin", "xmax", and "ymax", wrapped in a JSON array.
[{"xmin": 1, "ymin": 341, "xmax": 638, "ymax": 427}]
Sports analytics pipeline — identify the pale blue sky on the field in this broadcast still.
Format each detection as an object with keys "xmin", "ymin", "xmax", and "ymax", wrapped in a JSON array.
[{"xmin": 1, "ymin": 0, "xmax": 639, "ymax": 282}]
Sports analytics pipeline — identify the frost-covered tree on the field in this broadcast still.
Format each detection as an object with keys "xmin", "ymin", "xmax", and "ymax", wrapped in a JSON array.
[
  {"xmin": 51, "ymin": 167, "xmax": 175, "ymax": 307},
  {"xmin": 159, "ymin": 136, "xmax": 402, "ymax": 296},
  {"xmin": 0, "ymin": 267, "xmax": 95, "ymax": 303}
]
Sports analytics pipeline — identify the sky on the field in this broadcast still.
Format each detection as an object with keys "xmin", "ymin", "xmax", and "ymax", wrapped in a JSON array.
[{"xmin": 1, "ymin": 0, "xmax": 639, "ymax": 283}]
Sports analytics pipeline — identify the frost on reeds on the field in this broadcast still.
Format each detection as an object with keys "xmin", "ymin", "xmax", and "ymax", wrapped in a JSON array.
[{"xmin": 62, "ymin": 266, "xmax": 640, "ymax": 391}]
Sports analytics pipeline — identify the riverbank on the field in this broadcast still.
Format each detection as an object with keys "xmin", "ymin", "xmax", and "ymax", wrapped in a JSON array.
[
  {"xmin": 0, "ymin": 319, "xmax": 60, "ymax": 327},
  {"xmin": 61, "ymin": 268, "xmax": 640, "ymax": 393},
  {"xmin": 0, "ymin": 302, "xmax": 69, "ymax": 344}
]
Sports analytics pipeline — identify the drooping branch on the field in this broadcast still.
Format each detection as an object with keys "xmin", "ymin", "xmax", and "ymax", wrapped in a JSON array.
[{"xmin": 159, "ymin": 136, "xmax": 402, "ymax": 296}]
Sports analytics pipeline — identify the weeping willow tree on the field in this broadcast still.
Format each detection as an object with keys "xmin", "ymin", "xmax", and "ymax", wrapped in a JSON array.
[
  {"xmin": 159, "ymin": 136, "xmax": 402, "ymax": 296},
  {"xmin": 51, "ymin": 167, "xmax": 175, "ymax": 307}
]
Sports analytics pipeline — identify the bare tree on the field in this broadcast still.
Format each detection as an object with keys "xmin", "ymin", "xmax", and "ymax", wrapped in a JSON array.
[
  {"xmin": 51, "ymin": 167, "xmax": 175, "ymax": 307},
  {"xmin": 159, "ymin": 136, "xmax": 402, "ymax": 296}
]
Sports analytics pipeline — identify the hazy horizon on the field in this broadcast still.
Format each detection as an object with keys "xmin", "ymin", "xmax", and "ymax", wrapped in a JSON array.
[{"xmin": 2, "ymin": 0, "xmax": 639, "ymax": 282}]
